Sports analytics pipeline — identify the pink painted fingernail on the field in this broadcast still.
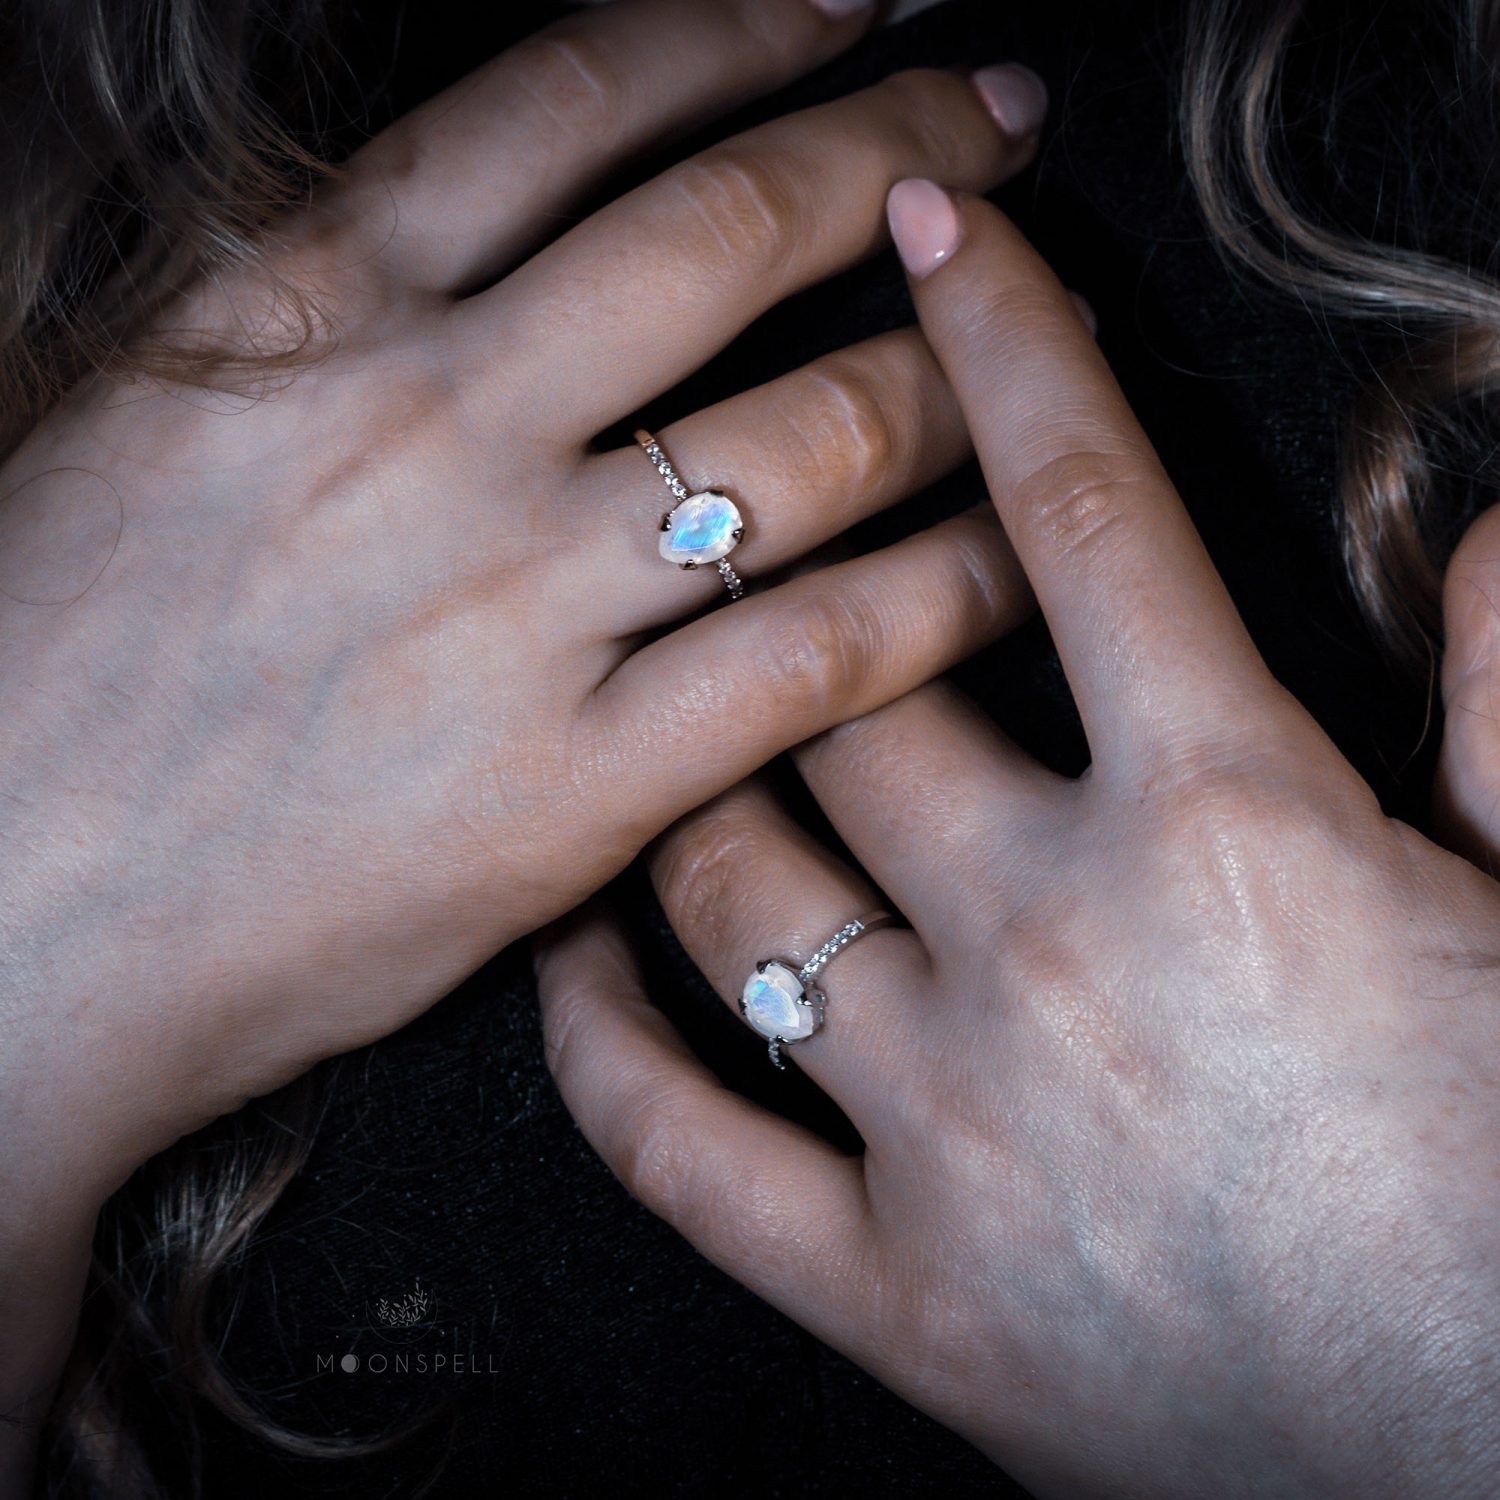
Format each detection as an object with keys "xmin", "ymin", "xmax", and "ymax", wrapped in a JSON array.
[
  {"xmin": 806, "ymin": 0, "xmax": 872, "ymax": 16},
  {"xmin": 972, "ymin": 63, "xmax": 1049, "ymax": 138},
  {"xmin": 887, "ymin": 179, "xmax": 960, "ymax": 280}
]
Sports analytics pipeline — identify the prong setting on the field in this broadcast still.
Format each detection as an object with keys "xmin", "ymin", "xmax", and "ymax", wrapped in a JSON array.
[
  {"xmin": 739, "ymin": 915, "xmax": 896, "ymax": 1070},
  {"xmin": 639, "ymin": 430, "xmax": 747, "ymax": 597}
]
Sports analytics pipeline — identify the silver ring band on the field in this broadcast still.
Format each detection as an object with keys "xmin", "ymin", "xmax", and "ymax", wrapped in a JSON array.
[
  {"xmin": 740, "ymin": 911, "xmax": 896, "ymax": 1070},
  {"xmin": 636, "ymin": 428, "xmax": 745, "ymax": 600}
]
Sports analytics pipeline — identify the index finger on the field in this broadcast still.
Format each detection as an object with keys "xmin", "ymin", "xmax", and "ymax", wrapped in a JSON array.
[
  {"xmin": 887, "ymin": 180, "xmax": 1275, "ymax": 762},
  {"xmin": 306, "ymin": 0, "xmax": 879, "ymax": 293}
]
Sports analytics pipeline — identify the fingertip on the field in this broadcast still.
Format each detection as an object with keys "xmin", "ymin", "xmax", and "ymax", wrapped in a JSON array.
[
  {"xmin": 887, "ymin": 179, "xmax": 961, "ymax": 280},
  {"xmin": 970, "ymin": 63, "xmax": 1049, "ymax": 140},
  {"xmin": 532, "ymin": 907, "xmax": 584, "ymax": 980},
  {"xmin": 533, "ymin": 900, "xmax": 638, "ymax": 991},
  {"xmin": 1069, "ymin": 290, "xmax": 1099, "ymax": 339},
  {"xmin": 1441, "ymin": 504, "xmax": 1500, "ymax": 700}
]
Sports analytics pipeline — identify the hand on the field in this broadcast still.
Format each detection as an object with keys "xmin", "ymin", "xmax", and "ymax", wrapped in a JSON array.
[
  {"xmin": 0, "ymin": 3, "xmax": 1046, "ymax": 1203},
  {"xmin": 1437, "ymin": 503, "xmax": 1500, "ymax": 871},
  {"xmin": 537, "ymin": 184, "xmax": 1500, "ymax": 1497},
  {"xmin": 0, "ymin": 9, "xmax": 1052, "ymax": 1471}
]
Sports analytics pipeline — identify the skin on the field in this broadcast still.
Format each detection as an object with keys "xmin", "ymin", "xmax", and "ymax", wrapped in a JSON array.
[
  {"xmin": 0, "ymin": 0, "xmax": 1049, "ymax": 1483},
  {"xmin": 536, "ymin": 185, "xmax": 1500, "ymax": 1496},
  {"xmin": 1437, "ymin": 503, "xmax": 1500, "ymax": 873}
]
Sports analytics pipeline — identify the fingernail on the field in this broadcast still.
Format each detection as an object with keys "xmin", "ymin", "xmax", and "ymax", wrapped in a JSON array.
[
  {"xmin": 971, "ymin": 63, "xmax": 1049, "ymax": 138},
  {"xmin": 806, "ymin": 0, "xmax": 872, "ymax": 16},
  {"xmin": 887, "ymin": 179, "xmax": 960, "ymax": 280},
  {"xmin": 1069, "ymin": 291, "xmax": 1098, "ymax": 338}
]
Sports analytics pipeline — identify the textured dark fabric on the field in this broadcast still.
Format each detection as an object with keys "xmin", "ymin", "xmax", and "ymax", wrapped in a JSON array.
[{"xmin": 164, "ymin": 0, "xmax": 1470, "ymax": 1494}]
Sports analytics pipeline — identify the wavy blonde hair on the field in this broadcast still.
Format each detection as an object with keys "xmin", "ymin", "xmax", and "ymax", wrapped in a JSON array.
[
  {"xmin": 1183, "ymin": 0, "xmax": 1500, "ymax": 668},
  {"xmin": 10, "ymin": 0, "xmax": 1500, "ymax": 1494}
]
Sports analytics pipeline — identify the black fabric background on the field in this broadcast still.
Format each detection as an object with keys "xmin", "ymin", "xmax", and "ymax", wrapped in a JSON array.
[{"xmin": 146, "ymin": 0, "xmax": 1475, "ymax": 1494}]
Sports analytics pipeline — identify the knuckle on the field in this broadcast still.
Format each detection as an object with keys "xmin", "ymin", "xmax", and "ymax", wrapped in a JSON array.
[
  {"xmin": 1135, "ymin": 741, "xmax": 1368, "ymax": 886},
  {"xmin": 876, "ymin": 67, "xmax": 977, "ymax": 156},
  {"xmin": 754, "ymin": 586, "xmax": 884, "ymax": 720},
  {"xmin": 1147, "ymin": 762, "xmax": 1275, "ymax": 859},
  {"xmin": 868, "ymin": 1235, "xmax": 994, "ymax": 1409},
  {"xmin": 655, "ymin": 812, "xmax": 761, "ymax": 959},
  {"xmin": 1012, "ymin": 449, "xmax": 1150, "ymax": 564},
  {"xmin": 778, "ymin": 355, "xmax": 903, "ymax": 499},
  {"xmin": 994, "ymin": 897, "xmax": 1173, "ymax": 1110},
  {"xmin": 937, "ymin": 515, "xmax": 1014, "ymax": 626},
  {"xmin": 728, "ymin": 0, "xmax": 816, "ymax": 71},
  {"xmin": 997, "ymin": 905, "xmax": 1101, "ymax": 1021},
  {"xmin": 615, "ymin": 1088, "xmax": 700, "ymax": 1218},
  {"xmin": 670, "ymin": 146, "xmax": 808, "ymax": 265},
  {"xmin": 508, "ymin": 29, "xmax": 624, "ymax": 143}
]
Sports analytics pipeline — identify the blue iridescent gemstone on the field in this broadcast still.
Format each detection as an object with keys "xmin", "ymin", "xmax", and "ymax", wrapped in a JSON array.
[
  {"xmin": 659, "ymin": 490, "xmax": 743, "ymax": 566},
  {"xmin": 740, "ymin": 962, "xmax": 815, "ymax": 1041}
]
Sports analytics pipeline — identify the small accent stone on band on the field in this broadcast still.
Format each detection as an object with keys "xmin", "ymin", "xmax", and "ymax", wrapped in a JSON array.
[
  {"xmin": 717, "ymin": 558, "xmax": 745, "ymax": 600},
  {"xmin": 641, "ymin": 440, "xmax": 690, "ymax": 501},
  {"xmin": 799, "ymin": 921, "xmax": 870, "ymax": 983}
]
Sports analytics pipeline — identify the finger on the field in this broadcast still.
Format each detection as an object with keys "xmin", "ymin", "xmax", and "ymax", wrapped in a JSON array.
[
  {"xmin": 468, "ymin": 67, "xmax": 1043, "ymax": 439},
  {"xmin": 887, "ymin": 180, "xmax": 1277, "ymax": 761},
  {"xmin": 590, "ymin": 506, "xmax": 1034, "ymax": 824},
  {"xmin": 1436, "ymin": 504, "xmax": 1500, "ymax": 874},
  {"xmin": 792, "ymin": 681, "xmax": 1066, "ymax": 941},
  {"xmin": 581, "ymin": 329, "xmax": 973, "ymax": 629},
  {"xmin": 319, "ymin": 0, "xmax": 879, "ymax": 292},
  {"xmin": 535, "ymin": 903, "xmax": 873, "ymax": 1340},
  {"xmin": 649, "ymin": 779, "xmax": 929, "ymax": 1092}
]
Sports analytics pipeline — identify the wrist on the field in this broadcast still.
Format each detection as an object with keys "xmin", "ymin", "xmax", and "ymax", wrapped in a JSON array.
[
  {"xmin": 0, "ymin": 849, "xmax": 253, "ymax": 1192},
  {"xmin": 0, "ymin": 939, "xmax": 173, "ymax": 1494}
]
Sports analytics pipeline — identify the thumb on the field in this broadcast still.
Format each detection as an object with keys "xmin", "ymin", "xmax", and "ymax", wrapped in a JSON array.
[{"xmin": 1435, "ymin": 503, "xmax": 1500, "ymax": 875}]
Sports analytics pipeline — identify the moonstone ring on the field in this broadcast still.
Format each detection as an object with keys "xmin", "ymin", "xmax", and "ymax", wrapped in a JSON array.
[
  {"xmin": 740, "ymin": 912, "xmax": 897, "ymax": 1070},
  {"xmin": 636, "ymin": 429, "xmax": 745, "ymax": 600}
]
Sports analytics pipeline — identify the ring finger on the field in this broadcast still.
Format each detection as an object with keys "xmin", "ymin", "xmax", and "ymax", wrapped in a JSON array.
[
  {"xmin": 581, "ymin": 328, "xmax": 973, "ymax": 628},
  {"xmin": 794, "ymin": 681, "xmax": 1067, "ymax": 944},
  {"xmin": 650, "ymin": 777, "xmax": 929, "ymax": 1100}
]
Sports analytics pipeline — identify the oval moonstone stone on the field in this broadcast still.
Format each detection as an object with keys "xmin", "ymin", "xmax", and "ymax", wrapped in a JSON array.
[
  {"xmin": 659, "ymin": 490, "xmax": 743, "ymax": 567},
  {"xmin": 741, "ymin": 961, "xmax": 816, "ymax": 1042}
]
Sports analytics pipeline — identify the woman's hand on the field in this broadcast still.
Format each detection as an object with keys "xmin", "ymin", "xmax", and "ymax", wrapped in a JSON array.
[
  {"xmin": 537, "ymin": 184, "xmax": 1500, "ymax": 1498},
  {"xmin": 1437, "ymin": 503, "xmax": 1500, "ymax": 871},
  {"xmin": 0, "ymin": 5, "xmax": 1056, "ymax": 1467},
  {"xmin": 0, "ymin": 3, "xmax": 1049, "ymax": 1201}
]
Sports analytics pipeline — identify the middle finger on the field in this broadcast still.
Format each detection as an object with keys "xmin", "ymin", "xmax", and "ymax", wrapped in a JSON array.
[{"xmin": 462, "ymin": 67, "xmax": 1035, "ymax": 441}]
